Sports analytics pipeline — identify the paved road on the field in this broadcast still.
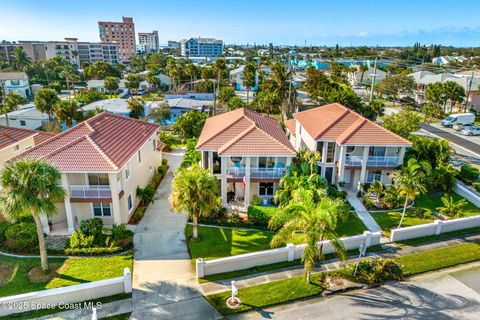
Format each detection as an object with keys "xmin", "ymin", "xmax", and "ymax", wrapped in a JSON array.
[
  {"xmin": 421, "ymin": 123, "xmax": 480, "ymax": 155},
  {"xmin": 131, "ymin": 149, "xmax": 220, "ymax": 320},
  {"xmin": 232, "ymin": 264, "xmax": 480, "ymax": 319}
]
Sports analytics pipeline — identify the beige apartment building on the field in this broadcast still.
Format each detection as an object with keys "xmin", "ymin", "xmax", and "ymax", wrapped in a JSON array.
[
  {"xmin": 17, "ymin": 113, "xmax": 163, "ymax": 235},
  {"xmin": 98, "ymin": 17, "xmax": 136, "ymax": 61}
]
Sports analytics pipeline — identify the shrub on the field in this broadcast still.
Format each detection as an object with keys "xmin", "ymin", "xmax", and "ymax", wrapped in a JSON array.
[
  {"xmin": 328, "ymin": 185, "xmax": 347, "ymax": 199},
  {"xmin": 68, "ymin": 230, "xmax": 95, "ymax": 249},
  {"xmin": 473, "ymin": 182, "xmax": 480, "ymax": 192},
  {"xmin": 162, "ymin": 159, "xmax": 168, "ymax": 166},
  {"xmin": 157, "ymin": 164, "xmax": 168, "ymax": 176},
  {"xmin": 130, "ymin": 206, "xmax": 146, "ymax": 224},
  {"xmin": 342, "ymin": 258, "xmax": 404, "ymax": 286},
  {"xmin": 111, "ymin": 224, "xmax": 132, "ymax": 243},
  {"xmin": 79, "ymin": 218, "xmax": 104, "ymax": 245},
  {"xmin": 460, "ymin": 165, "xmax": 479, "ymax": 184},
  {"xmin": 64, "ymin": 246, "xmax": 123, "ymax": 256},
  {"xmin": 252, "ymin": 194, "xmax": 261, "ymax": 206},
  {"xmin": 247, "ymin": 205, "xmax": 277, "ymax": 225},
  {"xmin": 137, "ymin": 185, "xmax": 155, "ymax": 206},
  {"xmin": 4, "ymin": 223, "xmax": 38, "ymax": 250}
]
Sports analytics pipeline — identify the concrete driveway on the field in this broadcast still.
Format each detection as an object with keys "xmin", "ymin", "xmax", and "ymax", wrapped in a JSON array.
[{"xmin": 131, "ymin": 149, "xmax": 220, "ymax": 320}]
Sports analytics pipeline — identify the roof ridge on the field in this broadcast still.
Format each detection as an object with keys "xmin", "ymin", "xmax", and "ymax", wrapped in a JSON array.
[
  {"xmin": 217, "ymin": 125, "xmax": 256, "ymax": 154},
  {"xmin": 85, "ymin": 135, "xmax": 119, "ymax": 171},
  {"xmin": 196, "ymin": 109, "xmax": 246, "ymax": 149},
  {"xmin": 30, "ymin": 135, "xmax": 89, "ymax": 162},
  {"xmin": 314, "ymin": 107, "xmax": 350, "ymax": 139},
  {"xmin": 250, "ymin": 116, "xmax": 296, "ymax": 153},
  {"xmin": 338, "ymin": 118, "xmax": 367, "ymax": 144}
]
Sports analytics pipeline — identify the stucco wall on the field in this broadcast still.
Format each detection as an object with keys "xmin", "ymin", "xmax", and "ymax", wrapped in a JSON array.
[{"xmin": 0, "ymin": 136, "xmax": 35, "ymax": 168}]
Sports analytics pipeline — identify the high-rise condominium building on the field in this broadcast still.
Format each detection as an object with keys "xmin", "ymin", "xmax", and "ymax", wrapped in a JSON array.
[
  {"xmin": 180, "ymin": 37, "xmax": 224, "ymax": 57},
  {"xmin": 98, "ymin": 17, "xmax": 136, "ymax": 61},
  {"xmin": 138, "ymin": 31, "xmax": 159, "ymax": 53}
]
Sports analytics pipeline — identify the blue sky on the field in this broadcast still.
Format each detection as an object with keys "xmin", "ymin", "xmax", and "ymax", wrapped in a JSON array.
[{"xmin": 1, "ymin": 0, "xmax": 479, "ymax": 47}]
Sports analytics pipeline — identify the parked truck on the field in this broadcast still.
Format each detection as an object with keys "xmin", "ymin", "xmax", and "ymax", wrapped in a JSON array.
[{"xmin": 441, "ymin": 113, "xmax": 475, "ymax": 128}]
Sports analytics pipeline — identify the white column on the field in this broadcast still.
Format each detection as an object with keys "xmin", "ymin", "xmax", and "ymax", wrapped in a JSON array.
[
  {"xmin": 201, "ymin": 151, "xmax": 206, "ymax": 168},
  {"xmin": 245, "ymin": 157, "xmax": 251, "ymax": 206},
  {"xmin": 40, "ymin": 214, "xmax": 50, "ymax": 235},
  {"xmin": 359, "ymin": 146, "xmax": 370, "ymax": 190},
  {"xmin": 123, "ymin": 267, "xmax": 132, "ymax": 293},
  {"xmin": 322, "ymin": 142, "xmax": 328, "ymax": 163},
  {"xmin": 207, "ymin": 152, "xmax": 214, "ymax": 174},
  {"xmin": 337, "ymin": 146, "xmax": 346, "ymax": 185},
  {"xmin": 221, "ymin": 158, "xmax": 228, "ymax": 205},
  {"xmin": 109, "ymin": 173, "xmax": 122, "ymax": 225},
  {"xmin": 398, "ymin": 147, "xmax": 406, "ymax": 165},
  {"xmin": 61, "ymin": 173, "xmax": 75, "ymax": 234}
]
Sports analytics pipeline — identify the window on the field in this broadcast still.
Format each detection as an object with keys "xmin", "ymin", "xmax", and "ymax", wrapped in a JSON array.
[
  {"xmin": 259, "ymin": 183, "xmax": 274, "ymax": 196},
  {"xmin": 93, "ymin": 202, "xmax": 111, "ymax": 217},
  {"xmin": 137, "ymin": 150, "xmax": 142, "ymax": 164},
  {"xmin": 125, "ymin": 162, "xmax": 130, "ymax": 179},
  {"xmin": 127, "ymin": 194, "xmax": 133, "ymax": 211},
  {"xmin": 88, "ymin": 174, "xmax": 109, "ymax": 186},
  {"xmin": 20, "ymin": 120, "xmax": 26, "ymax": 126},
  {"xmin": 152, "ymin": 138, "xmax": 156, "ymax": 151},
  {"xmin": 346, "ymin": 146, "xmax": 355, "ymax": 154},
  {"xmin": 13, "ymin": 144, "xmax": 20, "ymax": 152},
  {"xmin": 325, "ymin": 167, "xmax": 334, "ymax": 183},
  {"xmin": 316, "ymin": 141, "xmax": 323, "ymax": 153},
  {"xmin": 258, "ymin": 157, "xmax": 275, "ymax": 168},
  {"xmin": 369, "ymin": 147, "xmax": 386, "ymax": 157},
  {"xmin": 230, "ymin": 156, "xmax": 243, "ymax": 164},
  {"xmin": 367, "ymin": 170, "xmax": 382, "ymax": 183},
  {"xmin": 326, "ymin": 142, "xmax": 335, "ymax": 163}
]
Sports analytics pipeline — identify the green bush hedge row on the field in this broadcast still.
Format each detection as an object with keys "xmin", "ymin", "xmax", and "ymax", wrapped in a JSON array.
[
  {"xmin": 64, "ymin": 246, "xmax": 123, "ymax": 256},
  {"xmin": 247, "ymin": 206, "xmax": 278, "ymax": 225},
  {"xmin": 460, "ymin": 165, "xmax": 480, "ymax": 184}
]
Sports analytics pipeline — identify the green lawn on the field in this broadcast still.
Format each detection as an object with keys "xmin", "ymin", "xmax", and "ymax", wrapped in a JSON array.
[
  {"xmin": 187, "ymin": 212, "xmax": 366, "ymax": 261},
  {"xmin": 0, "ymin": 254, "xmax": 133, "ymax": 297},
  {"xmin": 206, "ymin": 241, "xmax": 480, "ymax": 316},
  {"xmin": 415, "ymin": 192, "xmax": 479, "ymax": 217}
]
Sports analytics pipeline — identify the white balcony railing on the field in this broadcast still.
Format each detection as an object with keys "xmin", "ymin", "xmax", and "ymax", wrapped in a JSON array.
[
  {"xmin": 70, "ymin": 185, "xmax": 112, "ymax": 199},
  {"xmin": 345, "ymin": 156, "xmax": 399, "ymax": 167},
  {"xmin": 227, "ymin": 167, "xmax": 287, "ymax": 179}
]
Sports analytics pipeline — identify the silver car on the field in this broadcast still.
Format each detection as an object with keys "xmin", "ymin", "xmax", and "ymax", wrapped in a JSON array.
[
  {"xmin": 460, "ymin": 126, "xmax": 480, "ymax": 136},
  {"xmin": 453, "ymin": 123, "xmax": 474, "ymax": 131}
]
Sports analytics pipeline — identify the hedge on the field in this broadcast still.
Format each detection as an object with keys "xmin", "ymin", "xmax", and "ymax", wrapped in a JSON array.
[
  {"xmin": 64, "ymin": 246, "xmax": 124, "ymax": 256},
  {"xmin": 247, "ymin": 206, "xmax": 278, "ymax": 225},
  {"xmin": 460, "ymin": 165, "xmax": 480, "ymax": 184}
]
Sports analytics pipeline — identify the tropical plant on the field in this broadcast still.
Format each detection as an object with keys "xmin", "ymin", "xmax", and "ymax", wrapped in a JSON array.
[
  {"xmin": 149, "ymin": 101, "xmax": 171, "ymax": 122},
  {"xmin": 269, "ymin": 190, "xmax": 348, "ymax": 283},
  {"xmin": 104, "ymin": 77, "xmax": 120, "ymax": 95},
  {"xmin": 126, "ymin": 97, "xmax": 145, "ymax": 118},
  {"xmin": 54, "ymin": 99, "xmax": 81, "ymax": 127},
  {"xmin": 172, "ymin": 110, "xmax": 208, "ymax": 141},
  {"xmin": 381, "ymin": 110, "xmax": 422, "ymax": 139},
  {"xmin": 136, "ymin": 185, "xmax": 155, "ymax": 207},
  {"xmin": 125, "ymin": 74, "xmax": 142, "ymax": 94},
  {"xmin": 442, "ymin": 80, "xmax": 465, "ymax": 113},
  {"xmin": 12, "ymin": 47, "xmax": 32, "ymax": 71},
  {"xmin": 359, "ymin": 64, "xmax": 369, "ymax": 84},
  {"xmin": 392, "ymin": 158, "xmax": 427, "ymax": 228},
  {"xmin": 170, "ymin": 165, "xmax": 220, "ymax": 239},
  {"xmin": 242, "ymin": 62, "xmax": 257, "ymax": 104},
  {"xmin": 1, "ymin": 92, "xmax": 25, "ymax": 126},
  {"xmin": 0, "ymin": 159, "xmax": 65, "ymax": 271},
  {"xmin": 35, "ymin": 88, "xmax": 60, "ymax": 120},
  {"xmin": 436, "ymin": 194, "xmax": 467, "ymax": 219}
]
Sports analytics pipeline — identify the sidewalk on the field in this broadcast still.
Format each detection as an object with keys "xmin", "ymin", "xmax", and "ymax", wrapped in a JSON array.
[
  {"xmin": 201, "ymin": 232, "xmax": 480, "ymax": 296},
  {"xmin": 346, "ymin": 192, "xmax": 382, "ymax": 233}
]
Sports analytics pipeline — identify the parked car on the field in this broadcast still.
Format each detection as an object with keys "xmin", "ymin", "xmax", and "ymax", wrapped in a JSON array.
[
  {"xmin": 453, "ymin": 123, "xmax": 475, "ymax": 131},
  {"xmin": 460, "ymin": 126, "xmax": 480, "ymax": 136},
  {"xmin": 441, "ymin": 113, "xmax": 475, "ymax": 128}
]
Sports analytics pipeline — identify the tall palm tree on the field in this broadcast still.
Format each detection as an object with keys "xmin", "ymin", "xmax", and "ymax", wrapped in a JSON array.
[
  {"xmin": 269, "ymin": 190, "xmax": 348, "ymax": 283},
  {"xmin": 13, "ymin": 47, "xmax": 32, "ymax": 71},
  {"xmin": 54, "ymin": 100, "xmax": 80, "ymax": 128},
  {"xmin": 166, "ymin": 58, "xmax": 179, "ymax": 92},
  {"xmin": 392, "ymin": 158, "xmax": 427, "ymax": 228},
  {"xmin": 170, "ymin": 165, "xmax": 220, "ymax": 239},
  {"xmin": 0, "ymin": 159, "xmax": 65, "ymax": 271},
  {"xmin": 270, "ymin": 61, "xmax": 296, "ymax": 119},
  {"xmin": 359, "ymin": 64, "xmax": 369, "ymax": 84},
  {"xmin": 185, "ymin": 64, "xmax": 198, "ymax": 91},
  {"xmin": 242, "ymin": 63, "xmax": 257, "ymax": 104},
  {"xmin": 34, "ymin": 88, "xmax": 59, "ymax": 120},
  {"xmin": 437, "ymin": 194, "xmax": 467, "ymax": 219},
  {"xmin": 1, "ymin": 92, "xmax": 24, "ymax": 126},
  {"xmin": 442, "ymin": 81, "xmax": 465, "ymax": 113}
]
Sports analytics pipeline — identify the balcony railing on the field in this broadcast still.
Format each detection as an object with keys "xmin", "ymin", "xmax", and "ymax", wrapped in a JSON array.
[
  {"xmin": 227, "ymin": 167, "xmax": 287, "ymax": 179},
  {"xmin": 345, "ymin": 156, "xmax": 399, "ymax": 167},
  {"xmin": 70, "ymin": 185, "xmax": 112, "ymax": 199}
]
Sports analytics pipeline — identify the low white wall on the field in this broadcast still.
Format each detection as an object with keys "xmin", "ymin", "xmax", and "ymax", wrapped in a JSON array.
[
  {"xmin": 0, "ymin": 268, "xmax": 132, "ymax": 316},
  {"xmin": 453, "ymin": 182, "xmax": 480, "ymax": 207},
  {"xmin": 196, "ymin": 231, "xmax": 381, "ymax": 277},
  {"xmin": 390, "ymin": 216, "xmax": 480, "ymax": 242}
]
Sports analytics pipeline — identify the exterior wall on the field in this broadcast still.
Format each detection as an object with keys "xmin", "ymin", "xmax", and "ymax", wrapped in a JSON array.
[
  {"xmin": 2, "ymin": 78, "xmax": 30, "ymax": 98},
  {"xmin": 181, "ymin": 38, "xmax": 224, "ymax": 57},
  {"xmin": 98, "ymin": 17, "xmax": 136, "ymax": 61},
  {"xmin": 138, "ymin": 31, "xmax": 159, "ymax": 52},
  {"xmin": 0, "ymin": 136, "xmax": 36, "ymax": 168}
]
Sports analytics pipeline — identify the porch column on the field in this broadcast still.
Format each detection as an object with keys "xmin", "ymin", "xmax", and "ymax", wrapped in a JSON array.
[
  {"xmin": 40, "ymin": 214, "xmax": 50, "ymax": 235},
  {"xmin": 244, "ymin": 157, "xmax": 251, "ymax": 206},
  {"xmin": 398, "ymin": 147, "xmax": 406, "ymax": 165},
  {"xmin": 61, "ymin": 173, "xmax": 75, "ymax": 234},
  {"xmin": 221, "ymin": 157, "xmax": 228, "ymax": 205},
  {"xmin": 201, "ymin": 151, "xmax": 206, "ymax": 168},
  {"xmin": 208, "ymin": 152, "xmax": 214, "ymax": 174},
  {"xmin": 359, "ymin": 146, "xmax": 370, "ymax": 190},
  {"xmin": 337, "ymin": 146, "xmax": 346, "ymax": 185},
  {"xmin": 108, "ymin": 173, "xmax": 122, "ymax": 226}
]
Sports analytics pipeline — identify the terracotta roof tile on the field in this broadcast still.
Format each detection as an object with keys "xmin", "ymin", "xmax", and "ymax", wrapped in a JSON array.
[
  {"xmin": 196, "ymin": 108, "xmax": 295, "ymax": 156},
  {"xmin": 0, "ymin": 126, "xmax": 55, "ymax": 150},
  {"xmin": 293, "ymin": 103, "xmax": 411, "ymax": 146},
  {"xmin": 284, "ymin": 119, "xmax": 296, "ymax": 136},
  {"xmin": 17, "ymin": 113, "xmax": 160, "ymax": 172}
]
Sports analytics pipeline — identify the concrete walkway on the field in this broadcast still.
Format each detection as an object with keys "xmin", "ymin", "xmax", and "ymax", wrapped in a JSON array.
[
  {"xmin": 346, "ymin": 192, "xmax": 382, "ymax": 233},
  {"xmin": 201, "ymin": 232, "xmax": 480, "ymax": 296},
  {"xmin": 131, "ymin": 149, "xmax": 220, "ymax": 320}
]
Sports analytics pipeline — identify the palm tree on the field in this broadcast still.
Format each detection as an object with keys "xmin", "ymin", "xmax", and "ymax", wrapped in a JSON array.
[
  {"xmin": 1, "ymin": 92, "xmax": 24, "ymax": 126},
  {"xmin": 13, "ymin": 47, "xmax": 32, "ymax": 71},
  {"xmin": 368, "ymin": 180, "xmax": 384, "ymax": 204},
  {"xmin": 392, "ymin": 158, "xmax": 427, "ymax": 228},
  {"xmin": 166, "ymin": 58, "xmax": 179, "ymax": 92},
  {"xmin": 242, "ymin": 63, "xmax": 257, "ymax": 104},
  {"xmin": 170, "ymin": 165, "xmax": 220, "ymax": 240},
  {"xmin": 359, "ymin": 64, "xmax": 369, "ymax": 84},
  {"xmin": 269, "ymin": 190, "xmax": 348, "ymax": 283},
  {"xmin": 270, "ymin": 61, "xmax": 296, "ymax": 119},
  {"xmin": 126, "ymin": 97, "xmax": 145, "ymax": 119},
  {"xmin": 442, "ymin": 81, "xmax": 465, "ymax": 113},
  {"xmin": 302, "ymin": 150, "xmax": 321, "ymax": 175},
  {"xmin": 185, "ymin": 63, "xmax": 198, "ymax": 91},
  {"xmin": 34, "ymin": 88, "xmax": 59, "ymax": 120},
  {"xmin": 437, "ymin": 194, "xmax": 467, "ymax": 219},
  {"xmin": 54, "ymin": 100, "xmax": 80, "ymax": 128},
  {"xmin": 0, "ymin": 159, "xmax": 65, "ymax": 271}
]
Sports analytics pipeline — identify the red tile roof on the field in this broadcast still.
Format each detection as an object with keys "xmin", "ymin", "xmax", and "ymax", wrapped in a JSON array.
[
  {"xmin": 292, "ymin": 103, "xmax": 411, "ymax": 146},
  {"xmin": 196, "ymin": 108, "xmax": 295, "ymax": 156},
  {"xmin": 17, "ymin": 113, "xmax": 160, "ymax": 172},
  {"xmin": 284, "ymin": 119, "xmax": 296, "ymax": 136},
  {"xmin": 0, "ymin": 126, "xmax": 55, "ymax": 150}
]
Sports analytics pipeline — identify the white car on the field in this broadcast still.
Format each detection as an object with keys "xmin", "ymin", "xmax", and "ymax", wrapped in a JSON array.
[
  {"xmin": 453, "ymin": 123, "xmax": 474, "ymax": 131},
  {"xmin": 460, "ymin": 126, "xmax": 480, "ymax": 136}
]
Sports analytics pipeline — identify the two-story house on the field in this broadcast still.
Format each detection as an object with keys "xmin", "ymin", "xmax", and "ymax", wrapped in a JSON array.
[
  {"xmin": 17, "ymin": 113, "xmax": 164, "ymax": 235},
  {"xmin": 196, "ymin": 108, "xmax": 296, "ymax": 206},
  {"xmin": 286, "ymin": 103, "xmax": 411, "ymax": 190},
  {"xmin": 0, "ymin": 72, "xmax": 31, "ymax": 98},
  {"xmin": 0, "ymin": 125, "xmax": 55, "ymax": 169}
]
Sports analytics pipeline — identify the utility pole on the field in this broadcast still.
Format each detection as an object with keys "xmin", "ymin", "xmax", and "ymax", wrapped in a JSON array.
[{"xmin": 369, "ymin": 58, "xmax": 378, "ymax": 102}]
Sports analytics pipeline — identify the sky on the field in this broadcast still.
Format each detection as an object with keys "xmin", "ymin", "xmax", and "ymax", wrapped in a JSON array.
[{"xmin": 1, "ymin": 0, "xmax": 480, "ymax": 47}]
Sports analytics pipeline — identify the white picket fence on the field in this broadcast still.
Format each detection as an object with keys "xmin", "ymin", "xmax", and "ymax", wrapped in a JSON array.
[
  {"xmin": 390, "ymin": 215, "xmax": 480, "ymax": 242},
  {"xmin": 0, "ymin": 268, "xmax": 132, "ymax": 316},
  {"xmin": 196, "ymin": 231, "xmax": 381, "ymax": 278}
]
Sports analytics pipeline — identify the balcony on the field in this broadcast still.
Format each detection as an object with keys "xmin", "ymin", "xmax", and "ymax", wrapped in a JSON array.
[
  {"xmin": 345, "ymin": 156, "xmax": 399, "ymax": 167},
  {"xmin": 70, "ymin": 185, "xmax": 112, "ymax": 199},
  {"xmin": 227, "ymin": 167, "xmax": 287, "ymax": 180}
]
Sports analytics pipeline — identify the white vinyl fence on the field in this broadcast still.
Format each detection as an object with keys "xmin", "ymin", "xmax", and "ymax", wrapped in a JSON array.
[
  {"xmin": 390, "ymin": 216, "xmax": 480, "ymax": 242},
  {"xmin": 0, "ymin": 268, "xmax": 132, "ymax": 317},
  {"xmin": 196, "ymin": 231, "xmax": 381, "ymax": 278},
  {"xmin": 453, "ymin": 182, "xmax": 480, "ymax": 207}
]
